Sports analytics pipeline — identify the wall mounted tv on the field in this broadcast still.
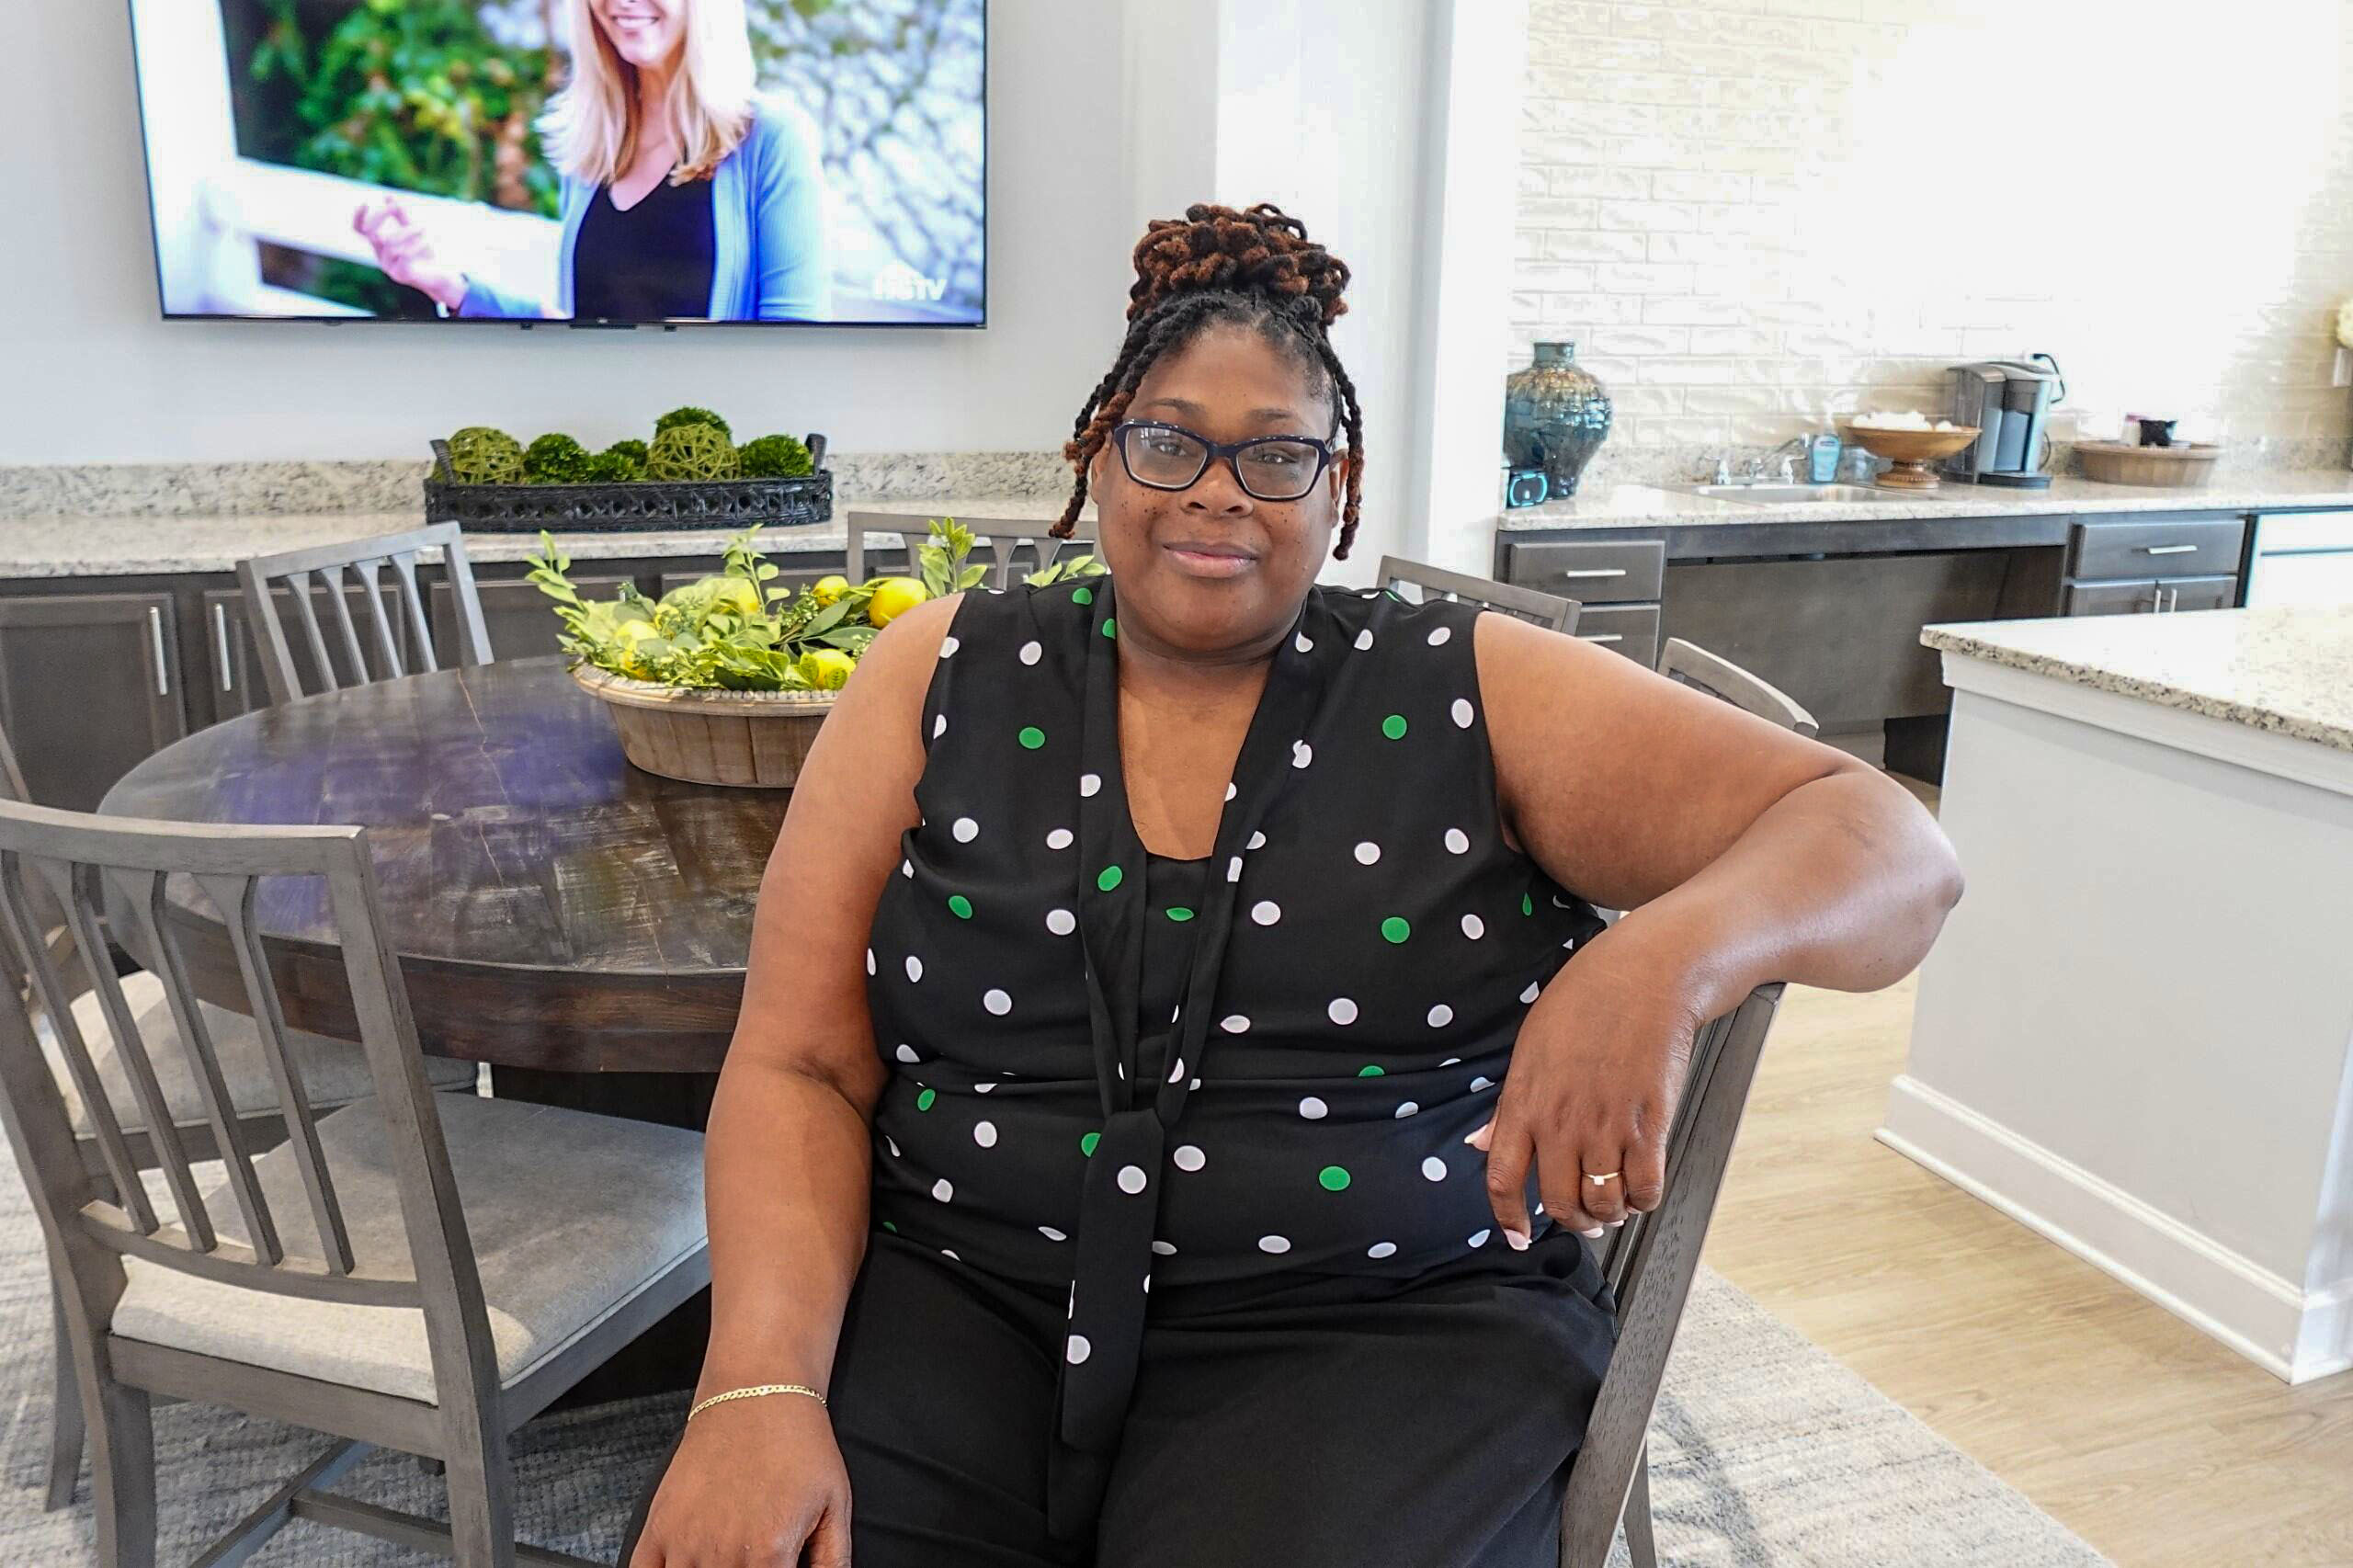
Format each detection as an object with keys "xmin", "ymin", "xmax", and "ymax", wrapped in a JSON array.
[{"xmin": 127, "ymin": 0, "xmax": 986, "ymax": 327}]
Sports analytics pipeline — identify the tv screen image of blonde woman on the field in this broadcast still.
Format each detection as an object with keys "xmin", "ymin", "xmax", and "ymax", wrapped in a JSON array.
[{"xmin": 128, "ymin": 0, "xmax": 985, "ymax": 325}]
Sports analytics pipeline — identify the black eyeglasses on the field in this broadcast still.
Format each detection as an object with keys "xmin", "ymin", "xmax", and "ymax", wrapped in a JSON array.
[{"xmin": 1109, "ymin": 420, "xmax": 1337, "ymax": 503}]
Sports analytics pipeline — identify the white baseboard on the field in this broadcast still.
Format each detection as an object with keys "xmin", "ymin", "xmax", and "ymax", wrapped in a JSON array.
[{"xmin": 1880, "ymin": 1074, "xmax": 2352, "ymax": 1385}]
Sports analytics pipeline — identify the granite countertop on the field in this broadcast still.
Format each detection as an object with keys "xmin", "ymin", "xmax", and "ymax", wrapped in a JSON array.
[
  {"xmin": 1922, "ymin": 604, "xmax": 2353, "ymax": 754},
  {"xmin": 1496, "ymin": 472, "xmax": 2353, "ymax": 531},
  {"xmin": 0, "ymin": 496, "xmax": 1083, "ymax": 579}
]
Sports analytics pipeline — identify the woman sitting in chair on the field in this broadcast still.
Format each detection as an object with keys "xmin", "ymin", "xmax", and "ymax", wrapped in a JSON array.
[{"xmin": 625, "ymin": 203, "xmax": 1963, "ymax": 1567}]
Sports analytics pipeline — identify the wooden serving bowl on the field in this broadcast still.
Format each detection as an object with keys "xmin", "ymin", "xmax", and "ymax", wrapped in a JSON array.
[
  {"xmin": 1837, "ymin": 423, "xmax": 1982, "ymax": 490},
  {"xmin": 571, "ymin": 664, "xmax": 837, "ymax": 788}
]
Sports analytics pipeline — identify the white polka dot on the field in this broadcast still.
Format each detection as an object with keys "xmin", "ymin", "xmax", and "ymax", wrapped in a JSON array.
[
  {"xmin": 1469, "ymin": 1228, "xmax": 1492, "ymax": 1247},
  {"xmin": 1046, "ymin": 908, "xmax": 1076, "ymax": 936},
  {"xmin": 885, "ymin": 1135, "xmax": 901, "ymax": 1157},
  {"xmin": 1451, "ymin": 698, "xmax": 1474, "ymax": 728},
  {"xmin": 938, "ymin": 635, "xmax": 961, "ymax": 657},
  {"xmin": 1295, "ymin": 631, "xmax": 1313, "ymax": 653},
  {"xmin": 1168, "ymin": 1056, "xmax": 1185, "ymax": 1082},
  {"xmin": 1299, "ymin": 1096, "xmax": 1329, "ymax": 1119},
  {"xmin": 932, "ymin": 1177, "xmax": 954, "ymax": 1202},
  {"xmin": 933, "ymin": 713, "xmax": 949, "ymax": 739},
  {"xmin": 1189, "ymin": 1077, "xmax": 1202, "ymax": 1091},
  {"xmin": 1247, "ymin": 830, "xmax": 1267, "ymax": 850},
  {"xmin": 942, "ymin": 1248, "xmax": 959, "ymax": 1260},
  {"xmin": 1040, "ymin": 1225, "xmax": 1067, "ymax": 1241},
  {"xmin": 1427, "ymin": 1004, "xmax": 1454, "ymax": 1028},
  {"xmin": 1227, "ymin": 857, "xmax": 1244, "ymax": 882},
  {"xmin": 901, "ymin": 858, "xmax": 914, "ymax": 878},
  {"xmin": 973, "ymin": 1120, "xmax": 998, "ymax": 1148},
  {"xmin": 1461, "ymin": 914, "xmax": 1485, "ymax": 940},
  {"xmin": 1394, "ymin": 1100, "xmax": 1420, "ymax": 1118},
  {"xmin": 1250, "ymin": 900, "xmax": 1281, "ymax": 926},
  {"xmin": 1327, "ymin": 997, "xmax": 1358, "ymax": 1026},
  {"xmin": 1047, "ymin": 827, "xmax": 1074, "ymax": 850},
  {"xmin": 866, "ymin": 949, "xmax": 877, "ymax": 975},
  {"xmin": 983, "ymin": 988, "xmax": 1013, "ymax": 1016},
  {"xmin": 1152, "ymin": 1239, "xmax": 1177, "ymax": 1256},
  {"xmin": 1174, "ymin": 1144, "xmax": 1206, "ymax": 1172},
  {"xmin": 1428, "ymin": 625, "xmax": 1452, "ymax": 646},
  {"xmin": 904, "ymin": 955, "xmax": 924, "ymax": 983},
  {"xmin": 1225, "ymin": 780, "xmax": 1238, "ymax": 801},
  {"xmin": 975, "ymin": 1081, "xmax": 995, "ymax": 1094},
  {"xmin": 1220, "ymin": 1014, "xmax": 1250, "ymax": 1034},
  {"xmin": 1258, "ymin": 1234, "xmax": 1292, "ymax": 1255},
  {"xmin": 952, "ymin": 816, "xmax": 980, "ymax": 843},
  {"xmin": 1441, "ymin": 1057, "xmax": 1462, "ymax": 1066},
  {"xmin": 1291, "ymin": 741, "xmax": 1313, "ymax": 769},
  {"xmin": 1079, "ymin": 772, "xmax": 1102, "ymax": 797},
  {"xmin": 1066, "ymin": 1335, "xmax": 1091, "ymax": 1364},
  {"xmin": 1445, "ymin": 827, "xmax": 1471, "ymax": 855},
  {"xmin": 1471, "ymin": 1075, "xmax": 1495, "ymax": 1092},
  {"xmin": 1353, "ymin": 841, "xmax": 1381, "ymax": 865},
  {"xmin": 894, "ymin": 1043, "xmax": 920, "ymax": 1062},
  {"xmin": 1118, "ymin": 1164, "xmax": 1148, "ymax": 1194},
  {"xmin": 1354, "ymin": 628, "xmax": 1374, "ymax": 651},
  {"xmin": 1421, "ymin": 1156, "xmax": 1448, "ymax": 1182},
  {"xmin": 1142, "ymin": 1274, "xmax": 1151, "ymax": 1294},
  {"xmin": 1520, "ymin": 982, "xmax": 1540, "ymax": 1004},
  {"xmin": 1368, "ymin": 1241, "xmax": 1398, "ymax": 1259},
  {"xmin": 1019, "ymin": 639, "xmax": 1042, "ymax": 665}
]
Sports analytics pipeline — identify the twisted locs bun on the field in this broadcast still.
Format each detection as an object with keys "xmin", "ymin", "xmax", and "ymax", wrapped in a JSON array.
[{"xmin": 1057, "ymin": 203, "xmax": 1365, "ymax": 560}]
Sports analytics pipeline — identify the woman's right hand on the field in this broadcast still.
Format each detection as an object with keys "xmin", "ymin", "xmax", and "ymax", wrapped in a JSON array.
[
  {"xmin": 350, "ymin": 197, "xmax": 470, "ymax": 312},
  {"xmin": 629, "ymin": 1395, "xmax": 853, "ymax": 1568}
]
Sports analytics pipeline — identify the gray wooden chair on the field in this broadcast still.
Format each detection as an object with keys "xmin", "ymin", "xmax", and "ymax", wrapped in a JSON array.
[
  {"xmin": 0, "ymin": 798, "xmax": 709, "ymax": 1567},
  {"xmin": 1656, "ymin": 636, "xmax": 1819, "ymax": 737},
  {"xmin": 846, "ymin": 511, "xmax": 1099, "ymax": 590},
  {"xmin": 1375, "ymin": 555, "xmax": 1581, "ymax": 631},
  {"xmin": 237, "ymin": 522, "xmax": 493, "ymax": 707}
]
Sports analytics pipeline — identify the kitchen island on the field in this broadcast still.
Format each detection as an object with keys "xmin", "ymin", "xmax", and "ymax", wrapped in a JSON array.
[{"xmin": 1884, "ymin": 604, "xmax": 2353, "ymax": 1383}]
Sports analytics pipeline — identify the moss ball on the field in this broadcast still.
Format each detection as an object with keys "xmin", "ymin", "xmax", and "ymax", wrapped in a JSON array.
[
  {"xmin": 604, "ymin": 438, "xmax": 650, "ymax": 470},
  {"xmin": 654, "ymin": 405, "xmax": 733, "ymax": 443},
  {"xmin": 646, "ymin": 423, "xmax": 740, "ymax": 481},
  {"xmin": 522, "ymin": 433, "xmax": 593, "ymax": 483},
  {"xmin": 446, "ymin": 426, "xmax": 525, "ymax": 485},
  {"xmin": 739, "ymin": 434, "xmax": 814, "ymax": 479},
  {"xmin": 584, "ymin": 449, "xmax": 642, "ymax": 483}
]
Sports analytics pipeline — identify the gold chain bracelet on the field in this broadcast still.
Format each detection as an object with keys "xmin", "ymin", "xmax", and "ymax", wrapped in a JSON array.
[{"xmin": 688, "ymin": 1383, "xmax": 827, "ymax": 1421}]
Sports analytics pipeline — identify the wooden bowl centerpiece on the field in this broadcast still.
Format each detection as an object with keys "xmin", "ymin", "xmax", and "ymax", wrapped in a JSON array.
[
  {"xmin": 1838, "ymin": 420, "xmax": 1983, "ymax": 490},
  {"xmin": 569, "ymin": 665, "xmax": 840, "ymax": 788}
]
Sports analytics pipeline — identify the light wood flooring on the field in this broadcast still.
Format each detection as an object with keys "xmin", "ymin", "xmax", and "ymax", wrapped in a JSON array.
[{"xmin": 1700, "ymin": 780, "xmax": 2353, "ymax": 1567}]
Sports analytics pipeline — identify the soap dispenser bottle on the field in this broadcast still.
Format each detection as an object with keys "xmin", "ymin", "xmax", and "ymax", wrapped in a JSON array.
[{"xmin": 1806, "ymin": 427, "xmax": 1842, "ymax": 484}]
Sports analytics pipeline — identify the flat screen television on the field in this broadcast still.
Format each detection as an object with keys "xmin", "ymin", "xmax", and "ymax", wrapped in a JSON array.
[{"xmin": 126, "ymin": 0, "xmax": 985, "ymax": 326}]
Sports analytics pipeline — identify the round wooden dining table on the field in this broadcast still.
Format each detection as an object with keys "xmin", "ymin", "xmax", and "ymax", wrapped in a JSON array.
[{"xmin": 100, "ymin": 655, "xmax": 788, "ymax": 1104}]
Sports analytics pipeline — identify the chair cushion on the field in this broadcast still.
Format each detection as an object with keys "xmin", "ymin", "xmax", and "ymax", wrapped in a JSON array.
[
  {"xmin": 36, "ymin": 971, "xmax": 476, "ymax": 1137},
  {"xmin": 111, "ymin": 1092, "xmax": 707, "ymax": 1404}
]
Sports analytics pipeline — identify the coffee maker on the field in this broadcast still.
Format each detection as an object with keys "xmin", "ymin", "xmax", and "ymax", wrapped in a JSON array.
[{"xmin": 1943, "ymin": 354, "xmax": 2064, "ymax": 488}]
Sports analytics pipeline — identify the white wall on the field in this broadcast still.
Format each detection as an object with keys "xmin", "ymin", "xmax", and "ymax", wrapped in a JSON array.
[{"xmin": 0, "ymin": 0, "xmax": 1133, "ymax": 464}]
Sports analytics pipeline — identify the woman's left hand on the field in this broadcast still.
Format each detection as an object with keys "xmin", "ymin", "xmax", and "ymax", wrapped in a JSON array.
[{"xmin": 1471, "ymin": 919, "xmax": 1708, "ymax": 1244}]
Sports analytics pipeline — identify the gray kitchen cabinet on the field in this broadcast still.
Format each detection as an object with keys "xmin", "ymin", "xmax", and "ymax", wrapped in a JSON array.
[
  {"xmin": 2158, "ymin": 574, "xmax": 2238, "ymax": 613},
  {"xmin": 202, "ymin": 582, "xmax": 431, "ymax": 722},
  {"xmin": 2061, "ymin": 578, "xmax": 2164, "ymax": 617},
  {"xmin": 0, "ymin": 592, "xmax": 186, "ymax": 810},
  {"xmin": 2070, "ymin": 517, "xmax": 2246, "ymax": 582},
  {"xmin": 440, "ymin": 574, "xmax": 636, "ymax": 663},
  {"xmin": 1498, "ymin": 539, "xmax": 1665, "ymax": 602},
  {"xmin": 1569, "ymin": 602, "xmax": 1661, "ymax": 666}
]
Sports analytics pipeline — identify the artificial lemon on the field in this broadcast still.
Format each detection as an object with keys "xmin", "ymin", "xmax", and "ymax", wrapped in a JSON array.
[
  {"xmin": 810, "ymin": 574, "xmax": 850, "ymax": 607},
  {"xmin": 799, "ymin": 648, "xmax": 857, "ymax": 690},
  {"xmin": 710, "ymin": 577, "xmax": 761, "ymax": 617},
  {"xmin": 612, "ymin": 618, "xmax": 662, "ymax": 677},
  {"xmin": 866, "ymin": 577, "xmax": 929, "ymax": 627}
]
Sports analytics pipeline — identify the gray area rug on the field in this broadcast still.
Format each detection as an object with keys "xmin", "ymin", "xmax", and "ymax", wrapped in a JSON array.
[{"xmin": 0, "ymin": 1162, "xmax": 2107, "ymax": 1564}]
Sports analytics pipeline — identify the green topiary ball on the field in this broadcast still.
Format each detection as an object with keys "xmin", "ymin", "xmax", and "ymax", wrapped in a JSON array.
[
  {"xmin": 604, "ymin": 438, "xmax": 650, "ymax": 470},
  {"xmin": 584, "ymin": 449, "xmax": 642, "ymax": 483},
  {"xmin": 646, "ymin": 423, "xmax": 740, "ymax": 481},
  {"xmin": 523, "ymin": 433, "xmax": 594, "ymax": 483},
  {"xmin": 738, "ymin": 434, "xmax": 814, "ymax": 479},
  {"xmin": 446, "ymin": 426, "xmax": 525, "ymax": 484},
  {"xmin": 654, "ymin": 405, "xmax": 733, "ymax": 443}
]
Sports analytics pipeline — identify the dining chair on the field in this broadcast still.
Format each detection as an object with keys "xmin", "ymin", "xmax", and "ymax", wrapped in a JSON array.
[
  {"xmin": 0, "ymin": 797, "xmax": 709, "ymax": 1567},
  {"xmin": 1374, "ymin": 555, "xmax": 1582, "ymax": 632},
  {"xmin": 1655, "ymin": 636, "xmax": 1820, "ymax": 737},
  {"xmin": 236, "ymin": 522, "xmax": 493, "ymax": 707},
  {"xmin": 845, "ymin": 511, "xmax": 1100, "ymax": 591}
]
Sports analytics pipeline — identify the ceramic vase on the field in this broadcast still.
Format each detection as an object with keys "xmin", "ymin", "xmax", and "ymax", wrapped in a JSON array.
[{"xmin": 1503, "ymin": 342, "xmax": 1613, "ymax": 499}]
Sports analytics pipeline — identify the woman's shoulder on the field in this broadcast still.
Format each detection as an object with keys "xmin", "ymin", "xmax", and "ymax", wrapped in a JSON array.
[
  {"xmin": 740, "ymin": 95, "xmax": 823, "ymax": 166},
  {"xmin": 1306, "ymin": 581, "xmax": 1487, "ymax": 643}
]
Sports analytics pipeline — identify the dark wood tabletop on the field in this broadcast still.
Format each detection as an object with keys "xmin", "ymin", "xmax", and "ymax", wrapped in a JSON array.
[{"xmin": 100, "ymin": 656, "xmax": 786, "ymax": 1074}]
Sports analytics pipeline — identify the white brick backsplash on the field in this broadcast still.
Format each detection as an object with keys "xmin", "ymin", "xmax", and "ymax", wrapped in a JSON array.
[{"xmin": 1515, "ymin": 0, "xmax": 2353, "ymax": 462}]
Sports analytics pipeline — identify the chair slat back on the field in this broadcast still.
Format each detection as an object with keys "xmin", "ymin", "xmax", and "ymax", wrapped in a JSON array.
[
  {"xmin": 846, "ymin": 513, "xmax": 1100, "ymax": 594},
  {"xmin": 1655, "ymin": 637, "xmax": 1819, "ymax": 738},
  {"xmin": 237, "ymin": 523, "xmax": 491, "ymax": 707},
  {"xmin": 1375, "ymin": 556, "xmax": 1581, "ymax": 632},
  {"xmin": 0, "ymin": 719, "xmax": 79, "ymax": 1007},
  {"xmin": 0, "ymin": 799, "xmax": 485, "ymax": 1320}
]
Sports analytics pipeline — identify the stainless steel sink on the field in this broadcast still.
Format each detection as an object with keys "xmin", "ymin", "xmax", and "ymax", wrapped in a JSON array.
[{"xmin": 1666, "ymin": 483, "xmax": 1893, "ymax": 505}]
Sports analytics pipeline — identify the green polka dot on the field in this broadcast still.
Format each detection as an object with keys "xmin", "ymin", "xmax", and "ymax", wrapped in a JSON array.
[
  {"xmin": 1018, "ymin": 725, "xmax": 1047, "ymax": 750},
  {"xmin": 1381, "ymin": 713, "xmax": 1408, "ymax": 740},
  {"xmin": 1522, "ymin": 892, "xmax": 1535, "ymax": 916},
  {"xmin": 1165, "ymin": 906, "xmax": 1196, "ymax": 923},
  {"xmin": 1318, "ymin": 1165, "xmax": 1353, "ymax": 1192},
  {"xmin": 1072, "ymin": 585, "xmax": 1094, "ymax": 606},
  {"xmin": 915, "ymin": 1087, "xmax": 937, "ymax": 1111},
  {"xmin": 1101, "ymin": 618, "xmax": 1118, "ymax": 640},
  {"xmin": 1381, "ymin": 916, "xmax": 1411, "ymax": 944},
  {"xmin": 1358, "ymin": 1063, "xmax": 1385, "ymax": 1077},
  {"xmin": 1097, "ymin": 864, "xmax": 1124, "ymax": 892},
  {"xmin": 947, "ymin": 894, "xmax": 973, "ymax": 920},
  {"xmin": 881, "ymin": 1221, "xmax": 898, "ymax": 1233},
  {"xmin": 1080, "ymin": 1131, "xmax": 1101, "ymax": 1157}
]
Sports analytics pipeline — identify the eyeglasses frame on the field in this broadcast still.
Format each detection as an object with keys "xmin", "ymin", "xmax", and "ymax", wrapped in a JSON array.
[{"xmin": 1108, "ymin": 419, "xmax": 1340, "ymax": 503}]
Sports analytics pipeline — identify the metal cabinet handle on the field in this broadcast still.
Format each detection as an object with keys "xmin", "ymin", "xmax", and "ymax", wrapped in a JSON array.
[
  {"xmin": 1580, "ymin": 632, "xmax": 1625, "ymax": 643},
  {"xmin": 1559, "ymin": 567, "xmax": 1630, "ymax": 580},
  {"xmin": 212, "ymin": 602, "xmax": 233, "ymax": 691},
  {"xmin": 2165, "ymin": 586, "xmax": 2180, "ymax": 612},
  {"xmin": 2141, "ymin": 543, "xmax": 2199, "ymax": 555},
  {"xmin": 147, "ymin": 606, "xmax": 169, "ymax": 697}
]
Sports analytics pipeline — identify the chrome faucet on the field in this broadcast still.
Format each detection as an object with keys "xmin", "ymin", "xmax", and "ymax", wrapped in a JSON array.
[{"xmin": 1765, "ymin": 436, "xmax": 1809, "ymax": 484}]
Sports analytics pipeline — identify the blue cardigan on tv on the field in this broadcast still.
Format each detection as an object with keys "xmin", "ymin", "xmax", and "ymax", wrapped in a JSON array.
[{"xmin": 459, "ymin": 98, "xmax": 831, "ymax": 323}]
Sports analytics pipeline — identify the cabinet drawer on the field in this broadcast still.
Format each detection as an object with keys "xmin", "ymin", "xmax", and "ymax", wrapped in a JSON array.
[
  {"xmin": 1570, "ymin": 602, "xmax": 1660, "ymax": 666},
  {"xmin": 2062, "ymin": 578, "xmax": 2161, "ymax": 617},
  {"xmin": 2155, "ymin": 574, "xmax": 2237, "ymax": 613},
  {"xmin": 1500, "ymin": 540, "xmax": 1665, "ymax": 604},
  {"xmin": 2071, "ymin": 517, "xmax": 2246, "ymax": 582}
]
